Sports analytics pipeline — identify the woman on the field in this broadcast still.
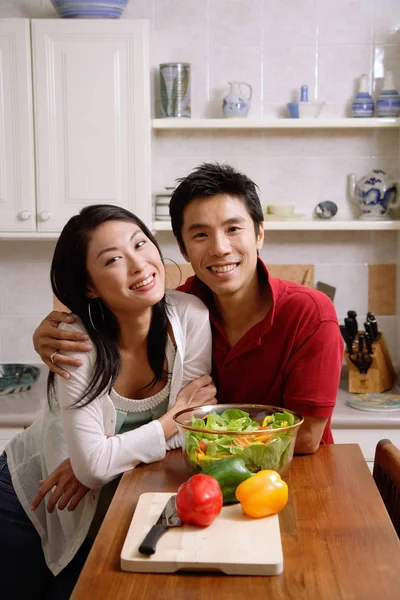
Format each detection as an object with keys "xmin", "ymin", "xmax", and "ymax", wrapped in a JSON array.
[{"xmin": 0, "ymin": 205, "xmax": 215, "ymax": 600}]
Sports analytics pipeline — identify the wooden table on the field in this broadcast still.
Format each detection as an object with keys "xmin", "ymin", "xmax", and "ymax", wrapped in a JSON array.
[{"xmin": 71, "ymin": 444, "xmax": 400, "ymax": 600}]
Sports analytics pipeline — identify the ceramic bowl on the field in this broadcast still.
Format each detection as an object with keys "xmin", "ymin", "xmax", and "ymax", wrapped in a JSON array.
[
  {"xmin": 51, "ymin": 0, "xmax": 128, "ymax": 18},
  {"xmin": 299, "ymin": 102, "xmax": 325, "ymax": 118},
  {"xmin": 0, "ymin": 364, "xmax": 40, "ymax": 395},
  {"xmin": 267, "ymin": 204, "xmax": 295, "ymax": 217},
  {"xmin": 286, "ymin": 102, "xmax": 299, "ymax": 118},
  {"xmin": 315, "ymin": 201, "xmax": 338, "ymax": 219},
  {"xmin": 174, "ymin": 404, "xmax": 303, "ymax": 476}
]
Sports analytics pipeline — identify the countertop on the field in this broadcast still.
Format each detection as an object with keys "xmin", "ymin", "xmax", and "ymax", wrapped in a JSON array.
[
  {"xmin": 1, "ymin": 367, "xmax": 400, "ymax": 429},
  {"xmin": 0, "ymin": 364, "xmax": 47, "ymax": 426}
]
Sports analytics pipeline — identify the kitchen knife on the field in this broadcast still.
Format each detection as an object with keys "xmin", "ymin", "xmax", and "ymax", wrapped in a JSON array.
[
  {"xmin": 344, "ymin": 317, "xmax": 357, "ymax": 340},
  {"xmin": 340, "ymin": 325, "xmax": 354, "ymax": 354},
  {"xmin": 366, "ymin": 313, "xmax": 381, "ymax": 341},
  {"xmin": 364, "ymin": 332, "xmax": 373, "ymax": 354},
  {"xmin": 138, "ymin": 495, "xmax": 181, "ymax": 556},
  {"xmin": 358, "ymin": 334, "xmax": 364, "ymax": 354},
  {"xmin": 347, "ymin": 310, "xmax": 358, "ymax": 334}
]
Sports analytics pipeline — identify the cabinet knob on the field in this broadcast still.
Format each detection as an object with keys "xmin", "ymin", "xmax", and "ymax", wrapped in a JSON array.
[
  {"xmin": 18, "ymin": 210, "xmax": 31, "ymax": 221},
  {"xmin": 39, "ymin": 211, "xmax": 51, "ymax": 221}
]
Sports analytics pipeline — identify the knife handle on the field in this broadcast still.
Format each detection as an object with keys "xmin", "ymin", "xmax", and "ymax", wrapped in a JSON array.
[{"xmin": 138, "ymin": 523, "xmax": 169, "ymax": 555}]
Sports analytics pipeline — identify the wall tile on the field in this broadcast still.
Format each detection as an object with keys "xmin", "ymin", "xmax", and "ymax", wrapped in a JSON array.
[
  {"xmin": 153, "ymin": 0, "xmax": 208, "ymax": 48},
  {"xmin": 0, "ymin": 0, "xmax": 56, "ymax": 18},
  {"xmin": 376, "ymin": 316, "xmax": 397, "ymax": 367},
  {"xmin": 263, "ymin": 0, "xmax": 318, "ymax": 47},
  {"xmin": 261, "ymin": 231, "xmax": 374, "ymax": 264},
  {"xmin": 263, "ymin": 46, "xmax": 317, "ymax": 105},
  {"xmin": 373, "ymin": 0, "xmax": 400, "ymax": 44},
  {"xmin": 0, "ymin": 315, "xmax": 42, "ymax": 363},
  {"xmin": 124, "ymin": 0, "xmax": 154, "ymax": 20},
  {"xmin": 209, "ymin": 0, "xmax": 263, "ymax": 48},
  {"xmin": 314, "ymin": 263, "xmax": 369, "ymax": 317},
  {"xmin": 318, "ymin": 0, "xmax": 374, "ymax": 45},
  {"xmin": 318, "ymin": 45, "xmax": 373, "ymax": 105}
]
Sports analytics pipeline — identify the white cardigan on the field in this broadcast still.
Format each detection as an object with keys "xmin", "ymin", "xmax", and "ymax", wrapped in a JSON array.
[{"xmin": 6, "ymin": 291, "xmax": 212, "ymax": 575}]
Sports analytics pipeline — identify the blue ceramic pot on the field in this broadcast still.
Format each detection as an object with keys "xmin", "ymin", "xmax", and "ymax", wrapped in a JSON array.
[
  {"xmin": 51, "ymin": 0, "xmax": 128, "ymax": 18},
  {"xmin": 351, "ymin": 92, "xmax": 374, "ymax": 118},
  {"xmin": 376, "ymin": 89, "xmax": 400, "ymax": 118}
]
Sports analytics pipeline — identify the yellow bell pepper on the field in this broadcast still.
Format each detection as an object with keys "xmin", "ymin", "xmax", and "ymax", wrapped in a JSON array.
[{"xmin": 235, "ymin": 469, "xmax": 288, "ymax": 518}]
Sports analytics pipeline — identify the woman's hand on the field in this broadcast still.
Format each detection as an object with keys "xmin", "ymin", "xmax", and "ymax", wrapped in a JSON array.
[
  {"xmin": 30, "ymin": 458, "xmax": 90, "ymax": 513},
  {"xmin": 33, "ymin": 311, "xmax": 92, "ymax": 378},
  {"xmin": 159, "ymin": 375, "xmax": 217, "ymax": 439}
]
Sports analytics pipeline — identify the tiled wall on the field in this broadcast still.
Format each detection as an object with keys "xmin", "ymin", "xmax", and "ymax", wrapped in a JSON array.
[{"xmin": 0, "ymin": 1, "xmax": 399, "ymax": 369}]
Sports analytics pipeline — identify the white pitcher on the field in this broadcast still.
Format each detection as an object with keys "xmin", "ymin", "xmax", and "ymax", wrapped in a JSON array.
[{"xmin": 222, "ymin": 82, "xmax": 252, "ymax": 118}]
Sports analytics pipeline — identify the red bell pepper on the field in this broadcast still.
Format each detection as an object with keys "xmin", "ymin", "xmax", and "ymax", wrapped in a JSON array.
[{"xmin": 176, "ymin": 474, "xmax": 223, "ymax": 527}]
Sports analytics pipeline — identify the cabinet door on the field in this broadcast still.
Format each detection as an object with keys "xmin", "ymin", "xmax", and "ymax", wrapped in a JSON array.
[
  {"xmin": 0, "ymin": 20, "xmax": 36, "ymax": 231},
  {"xmin": 32, "ymin": 19, "xmax": 151, "ymax": 232}
]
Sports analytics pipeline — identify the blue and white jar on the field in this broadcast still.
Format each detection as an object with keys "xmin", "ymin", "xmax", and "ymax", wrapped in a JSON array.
[
  {"xmin": 351, "ymin": 74, "xmax": 374, "ymax": 118},
  {"xmin": 348, "ymin": 169, "xmax": 400, "ymax": 220},
  {"xmin": 376, "ymin": 71, "xmax": 400, "ymax": 118}
]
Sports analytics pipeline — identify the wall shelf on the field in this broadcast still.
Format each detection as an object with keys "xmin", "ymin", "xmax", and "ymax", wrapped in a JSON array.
[
  {"xmin": 152, "ymin": 219, "xmax": 400, "ymax": 232},
  {"xmin": 152, "ymin": 117, "xmax": 400, "ymax": 130},
  {"xmin": 2, "ymin": 219, "xmax": 400, "ymax": 239}
]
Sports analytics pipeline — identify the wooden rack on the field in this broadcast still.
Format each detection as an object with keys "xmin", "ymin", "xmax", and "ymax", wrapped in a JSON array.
[{"xmin": 344, "ymin": 334, "xmax": 396, "ymax": 393}]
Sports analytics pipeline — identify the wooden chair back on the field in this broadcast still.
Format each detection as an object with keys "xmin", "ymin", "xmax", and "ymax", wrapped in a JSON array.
[{"xmin": 373, "ymin": 439, "xmax": 400, "ymax": 537}]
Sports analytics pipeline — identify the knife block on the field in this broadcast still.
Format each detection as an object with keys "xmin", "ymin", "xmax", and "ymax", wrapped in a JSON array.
[{"xmin": 344, "ymin": 334, "xmax": 396, "ymax": 394}]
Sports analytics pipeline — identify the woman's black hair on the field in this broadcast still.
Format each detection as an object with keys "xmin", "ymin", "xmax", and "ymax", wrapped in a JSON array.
[
  {"xmin": 169, "ymin": 162, "xmax": 264, "ymax": 252},
  {"xmin": 48, "ymin": 204, "xmax": 168, "ymax": 408}
]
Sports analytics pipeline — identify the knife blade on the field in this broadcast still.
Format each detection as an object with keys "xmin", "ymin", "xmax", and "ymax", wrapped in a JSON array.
[{"xmin": 138, "ymin": 495, "xmax": 181, "ymax": 556}]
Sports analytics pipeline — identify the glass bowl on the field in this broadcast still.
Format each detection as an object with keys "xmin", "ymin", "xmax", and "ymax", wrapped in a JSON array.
[
  {"xmin": 0, "ymin": 364, "xmax": 40, "ymax": 395},
  {"xmin": 173, "ymin": 404, "xmax": 303, "ymax": 476}
]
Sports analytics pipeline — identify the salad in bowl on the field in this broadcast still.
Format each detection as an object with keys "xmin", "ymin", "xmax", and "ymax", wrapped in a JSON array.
[{"xmin": 173, "ymin": 404, "xmax": 303, "ymax": 475}]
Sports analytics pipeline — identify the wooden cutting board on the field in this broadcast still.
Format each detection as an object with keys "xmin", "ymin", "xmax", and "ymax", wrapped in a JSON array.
[{"xmin": 120, "ymin": 492, "xmax": 283, "ymax": 576}]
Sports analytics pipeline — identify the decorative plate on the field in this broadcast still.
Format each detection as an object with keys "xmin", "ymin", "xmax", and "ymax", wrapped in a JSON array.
[{"xmin": 347, "ymin": 393, "xmax": 400, "ymax": 412}]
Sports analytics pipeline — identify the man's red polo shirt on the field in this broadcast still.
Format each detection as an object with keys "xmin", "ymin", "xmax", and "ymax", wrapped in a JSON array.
[{"xmin": 178, "ymin": 259, "xmax": 343, "ymax": 445}]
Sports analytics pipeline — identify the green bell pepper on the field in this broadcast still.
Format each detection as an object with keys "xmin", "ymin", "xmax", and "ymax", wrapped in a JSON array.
[{"xmin": 204, "ymin": 456, "xmax": 254, "ymax": 504}]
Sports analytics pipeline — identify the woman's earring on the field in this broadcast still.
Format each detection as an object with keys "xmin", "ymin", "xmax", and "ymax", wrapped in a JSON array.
[
  {"xmin": 161, "ymin": 257, "xmax": 182, "ymax": 290},
  {"xmin": 88, "ymin": 298, "xmax": 105, "ymax": 332}
]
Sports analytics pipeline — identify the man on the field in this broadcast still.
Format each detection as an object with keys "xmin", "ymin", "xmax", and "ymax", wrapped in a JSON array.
[{"xmin": 34, "ymin": 163, "xmax": 343, "ymax": 456}]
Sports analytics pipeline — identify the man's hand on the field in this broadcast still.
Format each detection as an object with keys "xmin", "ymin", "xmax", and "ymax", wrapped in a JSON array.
[
  {"xmin": 30, "ymin": 458, "xmax": 90, "ymax": 513},
  {"xmin": 174, "ymin": 375, "xmax": 217, "ymax": 413},
  {"xmin": 33, "ymin": 311, "xmax": 92, "ymax": 378},
  {"xmin": 159, "ymin": 375, "xmax": 217, "ymax": 440}
]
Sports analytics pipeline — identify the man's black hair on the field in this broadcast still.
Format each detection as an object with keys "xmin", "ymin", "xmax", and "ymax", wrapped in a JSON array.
[{"xmin": 169, "ymin": 163, "xmax": 264, "ymax": 251}]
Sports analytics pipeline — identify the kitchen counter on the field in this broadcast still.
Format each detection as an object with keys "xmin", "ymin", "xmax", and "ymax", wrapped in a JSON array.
[
  {"xmin": 332, "ymin": 380, "xmax": 400, "ymax": 428},
  {"xmin": 0, "ymin": 363, "xmax": 47, "ymax": 426},
  {"xmin": 1, "ymin": 369, "xmax": 400, "ymax": 429}
]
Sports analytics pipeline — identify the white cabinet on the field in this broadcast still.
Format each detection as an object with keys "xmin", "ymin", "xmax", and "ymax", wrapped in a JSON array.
[
  {"xmin": 332, "ymin": 427, "xmax": 400, "ymax": 464},
  {"xmin": 0, "ymin": 19, "xmax": 151, "ymax": 233},
  {"xmin": 0, "ymin": 426, "xmax": 24, "ymax": 453},
  {"xmin": 0, "ymin": 20, "xmax": 36, "ymax": 231}
]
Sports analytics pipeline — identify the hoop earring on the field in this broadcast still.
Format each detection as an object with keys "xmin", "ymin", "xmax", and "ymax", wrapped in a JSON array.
[
  {"xmin": 161, "ymin": 257, "xmax": 182, "ymax": 290},
  {"xmin": 88, "ymin": 298, "xmax": 105, "ymax": 332}
]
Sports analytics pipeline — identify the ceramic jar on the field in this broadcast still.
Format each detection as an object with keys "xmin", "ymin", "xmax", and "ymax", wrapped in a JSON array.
[
  {"xmin": 348, "ymin": 170, "xmax": 400, "ymax": 220},
  {"xmin": 376, "ymin": 71, "xmax": 400, "ymax": 118},
  {"xmin": 222, "ymin": 82, "xmax": 252, "ymax": 118},
  {"xmin": 351, "ymin": 74, "xmax": 374, "ymax": 118}
]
